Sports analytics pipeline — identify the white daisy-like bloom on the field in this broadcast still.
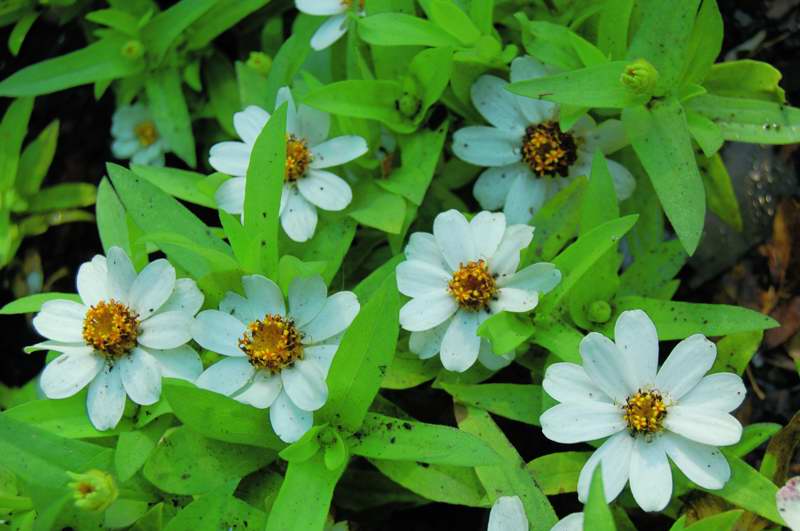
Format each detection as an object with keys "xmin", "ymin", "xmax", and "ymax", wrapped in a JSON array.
[
  {"xmin": 452, "ymin": 56, "xmax": 636, "ymax": 225},
  {"xmin": 488, "ymin": 496, "xmax": 528, "ymax": 531},
  {"xmin": 31, "ymin": 247, "xmax": 204, "ymax": 430},
  {"xmin": 396, "ymin": 209, "xmax": 561, "ymax": 373},
  {"xmin": 110, "ymin": 104, "xmax": 169, "ymax": 166},
  {"xmin": 296, "ymin": 0, "xmax": 363, "ymax": 51},
  {"xmin": 541, "ymin": 310, "xmax": 745, "ymax": 512},
  {"xmin": 209, "ymin": 87, "xmax": 368, "ymax": 242},
  {"xmin": 550, "ymin": 513, "xmax": 583, "ymax": 531},
  {"xmin": 778, "ymin": 477, "xmax": 800, "ymax": 530},
  {"xmin": 191, "ymin": 274, "xmax": 359, "ymax": 443}
]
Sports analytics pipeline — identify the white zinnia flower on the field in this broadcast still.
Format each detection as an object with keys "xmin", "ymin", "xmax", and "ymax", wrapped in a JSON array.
[
  {"xmin": 31, "ymin": 247, "xmax": 204, "ymax": 430},
  {"xmin": 191, "ymin": 274, "xmax": 359, "ymax": 443},
  {"xmin": 541, "ymin": 310, "xmax": 745, "ymax": 512},
  {"xmin": 209, "ymin": 87, "xmax": 368, "ymax": 242},
  {"xmin": 778, "ymin": 477, "xmax": 800, "ymax": 530},
  {"xmin": 550, "ymin": 512, "xmax": 583, "ymax": 531},
  {"xmin": 296, "ymin": 0, "xmax": 363, "ymax": 51},
  {"xmin": 452, "ymin": 56, "xmax": 636, "ymax": 224},
  {"xmin": 396, "ymin": 209, "xmax": 561, "ymax": 373},
  {"xmin": 488, "ymin": 496, "xmax": 528, "ymax": 531},
  {"xmin": 110, "ymin": 104, "xmax": 169, "ymax": 166}
]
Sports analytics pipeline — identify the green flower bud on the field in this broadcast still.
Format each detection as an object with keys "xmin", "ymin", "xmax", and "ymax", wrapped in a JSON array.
[
  {"xmin": 247, "ymin": 52, "xmax": 273, "ymax": 76},
  {"xmin": 120, "ymin": 40, "xmax": 144, "ymax": 60},
  {"xmin": 397, "ymin": 92, "xmax": 421, "ymax": 119},
  {"xmin": 67, "ymin": 470, "xmax": 118, "ymax": 512},
  {"xmin": 620, "ymin": 58, "xmax": 658, "ymax": 94},
  {"xmin": 588, "ymin": 300, "xmax": 612, "ymax": 324}
]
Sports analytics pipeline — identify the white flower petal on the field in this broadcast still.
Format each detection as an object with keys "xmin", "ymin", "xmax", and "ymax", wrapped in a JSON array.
[
  {"xmin": 288, "ymin": 275, "xmax": 326, "ymax": 326},
  {"xmin": 281, "ymin": 358, "xmax": 328, "ymax": 411},
  {"xmin": 243, "ymin": 275, "xmax": 286, "ymax": 317},
  {"xmin": 500, "ymin": 262, "xmax": 561, "ymax": 293},
  {"xmin": 269, "ymin": 390, "xmax": 313, "ymax": 443},
  {"xmin": 629, "ymin": 437, "xmax": 672, "ymax": 512},
  {"xmin": 129, "ymin": 259, "xmax": 176, "ymax": 319},
  {"xmin": 663, "ymin": 405, "xmax": 742, "ymax": 446},
  {"xmin": 541, "ymin": 401, "xmax": 626, "ymax": 443},
  {"xmin": 297, "ymin": 105, "xmax": 330, "ymax": 146},
  {"xmin": 606, "ymin": 159, "xmax": 636, "ymax": 201},
  {"xmin": 76, "ymin": 256, "xmax": 108, "ymax": 307},
  {"xmin": 112, "ymin": 139, "xmax": 140, "ymax": 159},
  {"xmin": 408, "ymin": 320, "xmax": 449, "ymax": 359},
  {"xmin": 311, "ymin": 16, "xmax": 349, "ymax": 52},
  {"xmin": 503, "ymin": 174, "xmax": 547, "ymax": 225},
  {"xmin": 440, "ymin": 310, "xmax": 481, "ymax": 372},
  {"xmin": 662, "ymin": 432, "xmax": 730, "ymax": 489},
  {"xmin": 275, "ymin": 87, "xmax": 298, "ymax": 135},
  {"xmin": 296, "ymin": 0, "xmax": 347, "ymax": 16},
  {"xmin": 209, "ymin": 141, "xmax": 251, "ymax": 177},
  {"xmin": 577, "ymin": 431, "xmax": 634, "ymax": 503},
  {"xmin": 297, "ymin": 169, "xmax": 352, "ymax": 211},
  {"xmin": 580, "ymin": 332, "xmax": 635, "ymax": 402},
  {"xmin": 305, "ymin": 344, "xmax": 338, "ymax": 376},
  {"xmin": 87, "ymin": 364, "xmax": 126, "ymax": 431},
  {"xmin": 586, "ymin": 119, "xmax": 627, "ymax": 155},
  {"xmin": 196, "ymin": 357, "xmax": 255, "ymax": 396},
  {"xmin": 656, "ymin": 334, "xmax": 716, "ymax": 400},
  {"xmin": 399, "ymin": 291, "xmax": 458, "ymax": 332},
  {"xmin": 489, "ymin": 287, "xmax": 538, "ymax": 313},
  {"xmin": 510, "ymin": 55, "xmax": 549, "ymax": 83},
  {"xmin": 396, "ymin": 260, "xmax": 450, "ymax": 298},
  {"xmin": 679, "ymin": 372, "xmax": 746, "ymax": 412},
  {"xmin": 40, "ymin": 352, "xmax": 104, "ymax": 399},
  {"xmin": 26, "ymin": 341, "xmax": 93, "ymax": 355},
  {"xmin": 613, "ymin": 310, "xmax": 658, "ymax": 391},
  {"xmin": 477, "ymin": 340, "xmax": 514, "ymax": 371},
  {"xmin": 433, "ymin": 209, "xmax": 476, "ymax": 271},
  {"xmin": 106, "ymin": 247, "xmax": 136, "ymax": 303},
  {"xmin": 131, "ymin": 143, "xmax": 165, "ymax": 167},
  {"xmin": 151, "ymin": 345, "xmax": 203, "ymax": 382},
  {"xmin": 470, "ymin": 211, "xmax": 506, "ymax": 259},
  {"xmin": 405, "ymin": 232, "xmax": 448, "ymax": 270},
  {"xmin": 157, "ymin": 278, "xmax": 204, "ymax": 316},
  {"xmin": 302, "ymin": 291, "xmax": 359, "ymax": 344},
  {"xmin": 33, "ymin": 300, "xmax": 87, "ymax": 343},
  {"xmin": 310, "ymin": 136, "xmax": 367, "ymax": 169},
  {"xmin": 488, "ymin": 224, "xmax": 535, "ymax": 278},
  {"xmin": 281, "ymin": 186, "xmax": 318, "ymax": 242},
  {"xmin": 215, "ymin": 177, "xmax": 245, "ymax": 215},
  {"xmin": 119, "ymin": 347, "xmax": 162, "ymax": 406},
  {"xmin": 192, "ymin": 310, "xmax": 247, "ymax": 357},
  {"xmin": 233, "ymin": 106, "xmax": 270, "ymax": 146},
  {"xmin": 234, "ymin": 370, "xmax": 282, "ymax": 409},
  {"xmin": 509, "ymin": 56, "xmax": 558, "ymax": 122},
  {"xmin": 452, "ymin": 126, "xmax": 521, "ymax": 167},
  {"xmin": 487, "ymin": 495, "xmax": 528, "ymax": 531},
  {"xmin": 777, "ymin": 477, "xmax": 800, "ymax": 531},
  {"xmin": 471, "ymin": 75, "xmax": 527, "ymax": 132},
  {"xmin": 111, "ymin": 104, "xmax": 148, "ymax": 137},
  {"xmin": 543, "ymin": 362, "xmax": 612, "ymax": 404},
  {"xmin": 551, "ymin": 513, "xmax": 584, "ymax": 531},
  {"xmin": 219, "ymin": 291, "xmax": 260, "ymax": 324},
  {"xmin": 473, "ymin": 164, "xmax": 524, "ymax": 211},
  {"xmin": 138, "ymin": 311, "xmax": 192, "ymax": 349}
]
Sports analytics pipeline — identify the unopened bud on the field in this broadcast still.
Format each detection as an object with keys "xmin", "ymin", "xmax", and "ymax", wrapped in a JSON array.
[
  {"xmin": 247, "ymin": 52, "xmax": 272, "ymax": 76},
  {"xmin": 121, "ymin": 40, "xmax": 144, "ymax": 60},
  {"xmin": 67, "ymin": 469, "xmax": 118, "ymax": 512},
  {"xmin": 588, "ymin": 300, "xmax": 612, "ymax": 324},
  {"xmin": 620, "ymin": 58, "xmax": 658, "ymax": 95},
  {"xmin": 397, "ymin": 93, "xmax": 420, "ymax": 119}
]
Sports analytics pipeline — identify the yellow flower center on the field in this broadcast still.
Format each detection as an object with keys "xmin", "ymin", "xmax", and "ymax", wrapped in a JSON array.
[
  {"xmin": 448, "ymin": 260, "xmax": 497, "ymax": 311},
  {"xmin": 341, "ymin": 0, "xmax": 365, "ymax": 8},
  {"xmin": 239, "ymin": 314, "xmax": 304, "ymax": 373},
  {"xmin": 285, "ymin": 134, "xmax": 312, "ymax": 182},
  {"xmin": 134, "ymin": 121, "xmax": 158, "ymax": 147},
  {"xmin": 624, "ymin": 389, "xmax": 667, "ymax": 435},
  {"xmin": 82, "ymin": 300, "xmax": 140, "ymax": 358},
  {"xmin": 521, "ymin": 121, "xmax": 578, "ymax": 177}
]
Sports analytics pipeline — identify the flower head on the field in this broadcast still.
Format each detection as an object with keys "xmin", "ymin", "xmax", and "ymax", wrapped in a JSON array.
[
  {"xmin": 209, "ymin": 87, "xmax": 368, "ymax": 242},
  {"xmin": 541, "ymin": 310, "xmax": 745, "ymax": 512},
  {"xmin": 488, "ymin": 496, "xmax": 528, "ymax": 531},
  {"xmin": 31, "ymin": 247, "xmax": 204, "ymax": 430},
  {"xmin": 396, "ymin": 210, "xmax": 561, "ymax": 372},
  {"xmin": 452, "ymin": 56, "xmax": 636, "ymax": 224},
  {"xmin": 296, "ymin": 0, "xmax": 364, "ymax": 51},
  {"xmin": 67, "ymin": 469, "xmax": 118, "ymax": 512},
  {"xmin": 192, "ymin": 275, "xmax": 360, "ymax": 443},
  {"xmin": 111, "ymin": 104, "xmax": 168, "ymax": 166}
]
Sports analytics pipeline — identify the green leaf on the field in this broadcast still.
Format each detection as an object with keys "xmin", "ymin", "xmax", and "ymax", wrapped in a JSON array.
[
  {"xmin": 370, "ymin": 459, "xmax": 487, "ymax": 507},
  {"xmin": 584, "ymin": 466, "xmax": 617, "ymax": 530},
  {"xmin": 114, "ymin": 420, "xmax": 167, "ymax": 482},
  {"xmin": 139, "ymin": 0, "xmax": 217, "ymax": 63},
  {"xmin": 698, "ymin": 153, "xmax": 742, "ymax": 231},
  {"xmin": 185, "ymin": 0, "xmax": 270, "ymax": 50},
  {"xmin": 163, "ymin": 380, "xmax": 284, "ymax": 450},
  {"xmin": 530, "ymin": 318, "xmax": 582, "ymax": 364},
  {"xmin": 526, "ymin": 451, "xmax": 590, "ymax": 495},
  {"xmin": 163, "ymin": 481, "xmax": 267, "ymax": 531},
  {"xmin": 728, "ymin": 422, "xmax": 781, "ymax": 458},
  {"xmin": 143, "ymin": 426, "xmax": 275, "ymax": 495},
  {"xmin": 477, "ymin": 311, "xmax": 535, "ymax": 354},
  {"xmin": 686, "ymin": 109, "xmax": 724, "ymax": 157},
  {"xmin": 280, "ymin": 214, "xmax": 356, "ymax": 284},
  {"xmin": 442, "ymin": 383, "xmax": 545, "ymax": 425},
  {"xmin": 8, "ymin": 11, "xmax": 38, "ymax": 56},
  {"xmin": 95, "ymin": 178, "xmax": 132, "ymax": 256},
  {"xmin": 522, "ymin": 177, "xmax": 586, "ymax": 265},
  {"xmin": 305, "ymin": 79, "xmax": 413, "ymax": 133},
  {"xmin": 131, "ymin": 165, "xmax": 216, "ymax": 208},
  {"xmin": 263, "ymin": 15, "xmax": 321, "ymax": 109},
  {"xmin": 265, "ymin": 452, "xmax": 345, "ymax": 531},
  {"xmin": 319, "ymin": 273, "xmax": 399, "ymax": 432},
  {"xmin": 608, "ymin": 296, "xmax": 777, "ymax": 339},
  {"xmin": 204, "ymin": 53, "xmax": 238, "ymax": 136},
  {"xmin": 16, "ymin": 118, "xmax": 58, "ymax": 196},
  {"xmin": 349, "ymin": 413, "xmax": 501, "ymax": 466},
  {"xmin": 429, "ymin": 0, "xmax": 480, "ymax": 45},
  {"xmin": 0, "ymin": 292, "xmax": 81, "ymax": 314},
  {"xmin": 348, "ymin": 181, "xmax": 407, "ymax": 234},
  {"xmin": 685, "ymin": 94, "xmax": 800, "ymax": 144},
  {"xmin": 26, "ymin": 183, "xmax": 96, "ymax": 213},
  {"xmin": 145, "ymin": 67, "xmax": 196, "ymax": 167},
  {"xmin": 710, "ymin": 331, "xmax": 764, "ymax": 376},
  {"xmin": 84, "ymin": 9, "xmax": 140, "ymax": 36},
  {"xmin": 581, "ymin": 151, "xmax": 620, "ymax": 232},
  {"xmin": 680, "ymin": 0, "xmax": 723, "ymax": 86},
  {"xmin": 623, "ymin": 98, "xmax": 705, "ymax": 254},
  {"xmin": 703, "ymin": 60, "xmax": 785, "ymax": 102},
  {"xmin": 682, "ymin": 510, "xmax": 743, "ymax": 531},
  {"xmin": 377, "ymin": 123, "xmax": 447, "ymax": 205},
  {"xmin": 518, "ymin": 17, "xmax": 606, "ymax": 71},
  {"xmin": 508, "ymin": 61, "xmax": 648, "ymax": 109},
  {"xmin": 382, "ymin": 354, "xmax": 439, "ymax": 390},
  {"xmin": 358, "ymin": 13, "xmax": 460, "ymax": 47},
  {"xmin": 0, "ymin": 96, "xmax": 32, "ymax": 189},
  {"xmin": 4, "ymin": 394, "xmax": 132, "ymax": 439},
  {"xmin": 0, "ymin": 35, "xmax": 144, "ymax": 96},
  {"xmin": 618, "ymin": 240, "xmax": 686, "ymax": 298},
  {"xmin": 597, "ymin": 0, "xmax": 634, "ymax": 60}
]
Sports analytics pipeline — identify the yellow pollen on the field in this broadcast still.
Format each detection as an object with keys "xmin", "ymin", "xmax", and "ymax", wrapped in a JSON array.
[
  {"xmin": 239, "ymin": 314, "xmax": 304, "ymax": 373},
  {"xmin": 448, "ymin": 260, "xmax": 497, "ymax": 311},
  {"xmin": 285, "ymin": 134, "xmax": 312, "ymax": 182},
  {"xmin": 134, "ymin": 121, "xmax": 158, "ymax": 147},
  {"xmin": 82, "ymin": 300, "xmax": 140, "ymax": 358},
  {"xmin": 521, "ymin": 121, "xmax": 578, "ymax": 177},
  {"xmin": 624, "ymin": 389, "xmax": 667, "ymax": 435}
]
